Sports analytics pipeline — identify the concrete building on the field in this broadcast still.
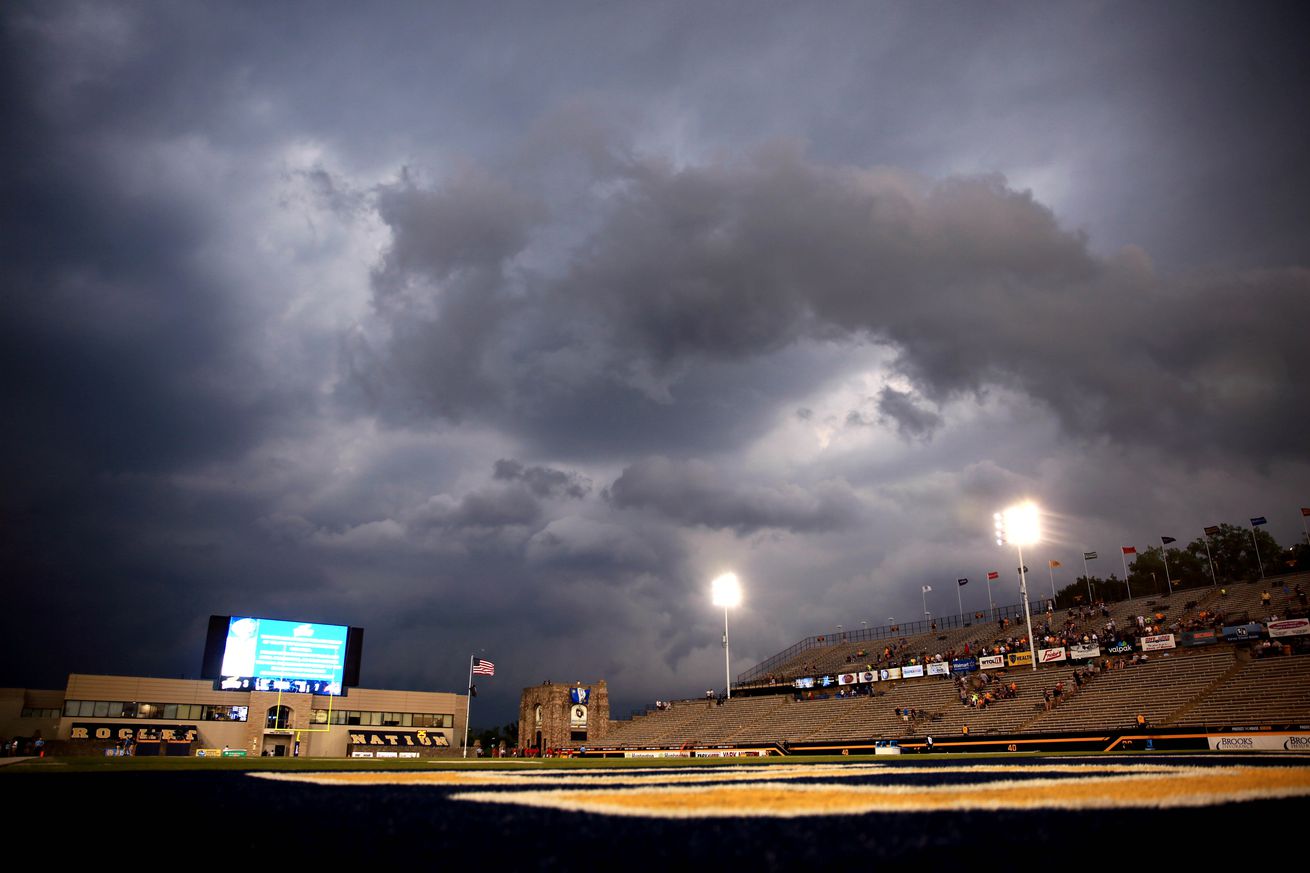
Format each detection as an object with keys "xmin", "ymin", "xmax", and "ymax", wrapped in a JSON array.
[{"xmin": 18, "ymin": 674, "xmax": 468, "ymax": 758}]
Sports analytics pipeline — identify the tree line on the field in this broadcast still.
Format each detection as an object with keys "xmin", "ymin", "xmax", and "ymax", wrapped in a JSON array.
[{"xmin": 1051, "ymin": 523, "xmax": 1308, "ymax": 607}]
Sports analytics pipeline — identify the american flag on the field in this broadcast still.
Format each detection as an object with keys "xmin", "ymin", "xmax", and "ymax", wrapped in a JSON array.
[{"xmin": 472, "ymin": 657, "xmax": 495, "ymax": 677}]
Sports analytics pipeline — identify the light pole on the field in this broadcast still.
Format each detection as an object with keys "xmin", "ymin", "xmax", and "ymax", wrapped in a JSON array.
[
  {"xmin": 996, "ymin": 502, "xmax": 1041, "ymax": 672},
  {"xmin": 712, "ymin": 573, "xmax": 742, "ymax": 699}
]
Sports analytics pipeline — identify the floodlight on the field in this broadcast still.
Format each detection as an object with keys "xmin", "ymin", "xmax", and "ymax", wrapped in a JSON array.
[
  {"xmin": 711, "ymin": 572, "xmax": 742, "ymax": 698},
  {"xmin": 994, "ymin": 501, "xmax": 1041, "ymax": 672},
  {"xmin": 711, "ymin": 572, "xmax": 742, "ymax": 608},
  {"xmin": 1001, "ymin": 501, "xmax": 1041, "ymax": 546}
]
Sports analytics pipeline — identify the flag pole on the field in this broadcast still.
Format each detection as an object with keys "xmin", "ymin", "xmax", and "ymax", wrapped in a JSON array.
[
  {"xmin": 1202, "ymin": 529, "xmax": 1217, "ymax": 587},
  {"xmin": 463, "ymin": 653, "xmax": 474, "ymax": 759},
  {"xmin": 922, "ymin": 586, "xmax": 929, "ymax": 623},
  {"xmin": 985, "ymin": 573, "xmax": 994, "ymax": 616},
  {"xmin": 1161, "ymin": 540, "xmax": 1174, "ymax": 595},
  {"xmin": 956, "ymin": 580, "xmax": 963, "ymax": 617},
  {"xmin": 1121, "ymin": 548, "xmax": 1133, "ymax": 601},
  {"xmin": 1082, "ymin": 552, "xmax": 1093, "ymax": 604},
  {"xmin": 1250, "ymin": 521, "xmax": 1265, "ymax": 580},
  {"xmin": 1048, "ymin": 562, "xmax": 1056, "ymax": 603}
]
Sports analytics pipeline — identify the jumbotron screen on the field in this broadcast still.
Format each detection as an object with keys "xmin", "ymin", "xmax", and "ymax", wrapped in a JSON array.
[{"xmin": 201, "ymin": 615, "xmax": 364, "ymax": 693}]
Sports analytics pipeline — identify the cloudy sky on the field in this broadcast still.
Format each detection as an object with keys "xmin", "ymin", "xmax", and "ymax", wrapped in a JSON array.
[{"xmin": 3, "ymin": 1, "xmax": 1307, "ymax": 723}]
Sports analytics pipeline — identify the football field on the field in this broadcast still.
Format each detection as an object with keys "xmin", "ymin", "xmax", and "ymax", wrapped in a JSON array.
[{"xmin": 10, "ymin": 754, "xmax": 1308, "ymax": 863}]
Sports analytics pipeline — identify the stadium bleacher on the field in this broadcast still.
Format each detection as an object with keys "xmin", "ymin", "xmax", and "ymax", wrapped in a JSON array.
[{"xmin": 597, "ymin": 573, "xmax": 1310, "ymax": 751}]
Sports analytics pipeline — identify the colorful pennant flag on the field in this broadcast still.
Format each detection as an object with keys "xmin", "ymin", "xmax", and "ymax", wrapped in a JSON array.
[
  {"xmin": 1122, "ymin": 546, "xmax": 1137, "ymax": 555},
  {"xmin": 1048, "ymin": 559, "xmax": 1062, "ymax": 568},
  {"xmin": 986, "ymin": 571, "xmax": 999, "ymax": 581},
  {"xmin": 1301, "ymin": 508, "xmax": 1310, "ymax": 517},
  {"xmin": 1161, "ymin": 536, "xmax": 1177, "ymax": 545}
]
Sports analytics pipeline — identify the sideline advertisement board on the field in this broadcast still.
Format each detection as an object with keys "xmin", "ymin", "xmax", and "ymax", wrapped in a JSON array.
[
  {"xmin": 1140, "ymin": 634, "xmax": 1176, "ymax": 652},
  {"xmin": 1180, "ymin": 629, "xmax": 1218, "ymax": 647},
  {"xmin": 879, "ymin": 667, "xmax": 902, "ymax": 681},
  {"xmin": 1267, "ymin": 618, "xmax": 1310, "ymax": 639},
  {"xmin": 1068, "ymin": 644, "xmax": 1100, "ymax": 660},
  {"xmin": 978, "ymin": 655, "xmax": 1004, "ymax": 670},
  {"xmin": 1106, "ymin": 641, "xmax": 1133, "ymax": 654},
  {"xmin": 1208, "ymin": 734, "xmax": 1310, "ymax": 752},
  {"xmin": 901, "ymin": 664, "xmax": 925, "ymax": 679},
  {"xmin": 927, "ymin": 662, "xmax": 951, "ymax": 676},
  {"xmin": 1006, "ymin": 651, "xmax": 1033, "ymax": 668},
  {"xmin": 1223, "ymin": 624, "xmax": 1264, "ymax": 642},
  {"xmin": 951, "ymin": 657, "xmax": 978, "ymax": 674},
  {"xmin": 1038, "ymin": 647, "xmax": 1067, "ymax": 663}
]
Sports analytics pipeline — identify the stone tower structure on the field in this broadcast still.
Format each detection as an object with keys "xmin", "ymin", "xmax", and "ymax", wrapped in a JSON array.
[{"xmin": 518, "ymin": 680, "xmax": 609, "ymax": 751}]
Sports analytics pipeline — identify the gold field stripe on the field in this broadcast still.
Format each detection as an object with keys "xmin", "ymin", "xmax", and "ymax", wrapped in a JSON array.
[{"xmin": 449, "ymin": 766, "xmax": 1310, "ymax": 818}]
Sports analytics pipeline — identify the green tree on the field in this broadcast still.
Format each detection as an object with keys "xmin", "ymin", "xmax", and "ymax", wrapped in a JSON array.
[{"xmin": 1187, "ymin": 523, "xmax": 1281, "ymax": 583}]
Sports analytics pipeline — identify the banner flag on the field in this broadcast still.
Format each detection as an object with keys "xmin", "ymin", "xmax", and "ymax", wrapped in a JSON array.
[
  {"xmin": 1048, "ymin": 559, "xmax": 1061, "ymax": 568},
  {"xmin": 472, "ymin": 658, "xmax": 496, "ymax": 676},
  {"xmin": 986, "ymin": 571, "xmax": 999, "ymax": 580},
  {"xmin": 1083, "ymin": 551, "xmax": 1097, "ymax": 560},
  {"xmin": 1161, "ymin": 536, "xmax": 1177, "ymax": 545},
  {"xmin": 1122, "ymin": 546, "xmax": 1137, "ymax": 555},
  {"xmin": 1250, "ymin": 516, "xmax": 1267, "ymax": 526},
  {"xmin": 1203, "ymin": 525, "xmax": 1220, "ymax": 536},
  {"xmin": 1302, "ymin": 508, "xmax": 1310, "ymax": 518},
  {"xmin": 921, "ymin": 585, "xmax": 932, "ymax": 593},
  {"xmin": 957, "ymin": 578, "xmax": 968, "ymax": 586}
]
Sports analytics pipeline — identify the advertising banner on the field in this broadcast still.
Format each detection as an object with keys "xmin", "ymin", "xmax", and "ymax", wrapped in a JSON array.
[
  {"xmin": 1106, "ymin": 641, "xmax": 1133, "ymax": 654},
  {"xmin": 977, "ymin": 655, "xmax": 1004, "ymax": 670},
  {"xmin": 858, "ymin": 671, "xmax": 876, "ymax": 683},
  {"xmin": 570, "ymin": 704, "xmax": 588, "ymax": 728},
  {"xmin": 951, "ymin": 657, "xmax": 978, "ymax": 673},
  {"xmin": 927, "ymin": 662, "xmax": 951, "ymax": 676},
  {"xmin": 1180, "ymin": 629, "xmax": 1218, "ymax": 647},
  {"xmin": 1267, "ymin": 618, "xmax": 1310, "ymax": 639},
  {"xmin": 794, "ymin": 677, "xmax": 815, "ymax": 689},
  {"xmin": 901, "ymin": 664, "xmax": 925, "ymax": 678},
  {"xmin": 1208, "ymin": 734, "xmax": 1310, "ymax": 752},
  {"xmin": 1038, "ymin": 647, "xmax": 1068, "ymax": 663},
  {"xmin": 837, "ymin": 673, "xmax": 859, "ymax": 685},
  {"xmin": 1140, "ymin": 634, "xmax": 1176, "ymax": 651},
  {"xmin": 1222, "ymin": 624, "xmax": 1265, "ymax": 642},
  {"xmin": 879, "ymin": 667, "xmax": 902, "ymax": 681},
  {"xmin": 1068, "ymin": 644, "xmax": 1100, "ymax": 660},
  {"xmin": 1006, "ymin": 651, "xmax": 1033, "ymax": 668}
]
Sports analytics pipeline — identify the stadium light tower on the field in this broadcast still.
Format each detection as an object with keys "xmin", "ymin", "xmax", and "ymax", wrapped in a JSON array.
[
  {"xmin": 995, "ymin": 501, "xmax": 1041, "ymax": 672},
  {"xmin": 712, "ymin": 573, "xmax": 742, "ymax": 699}
]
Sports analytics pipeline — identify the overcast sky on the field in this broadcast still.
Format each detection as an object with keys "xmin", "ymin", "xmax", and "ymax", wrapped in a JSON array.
[{"xmin": 3, "ymin": 1, "xmax": 1307, "ymax": 724}]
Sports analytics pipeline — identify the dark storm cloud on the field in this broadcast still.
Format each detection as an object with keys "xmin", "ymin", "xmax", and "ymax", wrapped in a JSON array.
[
  {"xmin": 493, "ymin": 459, "xmax": 590, "ymax": 499},
  {"xmin": 366, "ymin": 142, "xmax": 1310, "ymax": 461},
  {"xmin": 4, "ymin": 0, "xmax": 1309, "ymax": 719},
  {"xmin": 871, "ymin": 387, "xmax": 945, "ymax": 441},
  {"xmin": 607, "ymin": 457, "xmax": 862, "ymax": 535}
]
